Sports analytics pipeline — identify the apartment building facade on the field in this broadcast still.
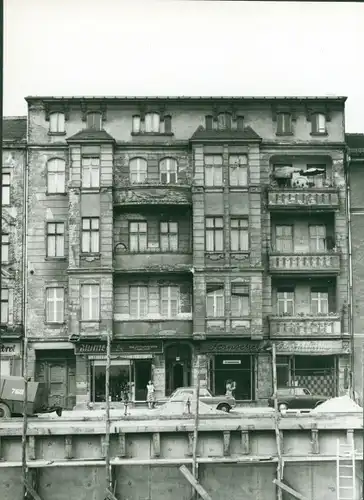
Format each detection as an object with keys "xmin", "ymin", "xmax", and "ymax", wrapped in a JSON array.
[
  {"xmin": 19, "ymin": 96, "xmax": 351, "ymax": 409},
  {"xmin": 1, "ymin": 117, "xmax": 26, "ymax": 381}
]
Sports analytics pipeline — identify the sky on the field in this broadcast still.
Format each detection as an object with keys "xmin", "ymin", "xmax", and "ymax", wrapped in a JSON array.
[{"xmin": 4, "ymin": 0, "xmax": 364, "ymax": 132}]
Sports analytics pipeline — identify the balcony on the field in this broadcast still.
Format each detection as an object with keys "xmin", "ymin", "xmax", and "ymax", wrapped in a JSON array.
[
  {"xmin": 269, "ymin": 252, "xmax": 340, "ymax": 275},
  {"xmin": 205, "ymin": 319, "xmax": 252, "ymax": 338},
  {"xmin": 113, "ymin": 185, "xmax": 191, "ymax": 206},
  {"xmin": 267, "ymin": 188, "xmax": 339, "ymax": 211},
  {"xmin": 269, "ymin": 315, "xmax": 342, "ymax": 338},
  {"xmin": 113, "ymin": 252, "xmax": 192, "ymax": 273},
  {"xmin": 113, "ymin": 319, "xmax": 193, "ymax": 339}
]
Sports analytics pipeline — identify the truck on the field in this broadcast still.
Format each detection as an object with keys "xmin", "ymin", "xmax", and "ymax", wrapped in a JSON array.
[{"xmin": 0, "ymin": 376, "xmax": 63, "ymax": 419}]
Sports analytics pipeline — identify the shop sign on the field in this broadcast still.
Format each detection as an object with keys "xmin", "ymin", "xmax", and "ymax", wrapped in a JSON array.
[
  {"xmin": 199, "ymin": 341, "xmax": 264, "ymax": 354},
  {"xmin": 275, "ymin": 340, "xmax": 350, "ymax": 355},
  {"xmin": 75, "ymin": 341, "xmax": 163, "ymax": 355},
  {"xmin": 0, "ymin": 343, "xmax": 21, "ymax": 357},
  {"xmin": 223, "ymin": 360, "xmax": 241, "ymax": 365}
]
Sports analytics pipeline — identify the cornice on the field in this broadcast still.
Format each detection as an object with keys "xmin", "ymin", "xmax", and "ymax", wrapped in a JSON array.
[
  {"xmin": 67, "ymin": 267, "xmax": 113, "ymax": 275},
  {"xmin": 261, "ymin": 141, "xmax": 346, "ymax": 150}
]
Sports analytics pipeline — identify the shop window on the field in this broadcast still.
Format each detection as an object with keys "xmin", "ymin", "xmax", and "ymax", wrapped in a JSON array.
[
  {"xmin": 1, "ymin": 233, "xmax": 9, "ymax": 264},
  {"xmin": 82, "ymin": 157, "xmax": 100, "ymax": 188},
  {"xmin": 129, "ymin": 285, "xmax": 148, "ymax": 318},
  {"xmin": 2, "ymin": 173, "xmax": 10, "ymax": 205},
  {"xmin": 309, "ymin": 225, "xmax": 326, "ymax": 252},
  {"xmin": 81, "ymin": 284, "xmax": 100, "ymax": 321},
  {"xmin": 49, "ymin": 112, "xmax": 65, "ymax": 134},
  {"xmin": 47, "ymin": 159, "xmax": 66, "ymax": 194},
  {"xmin": 86, "ymin": 112, "xmax": 102, "ymax": 130},
  {"xmin": 230, "ymin": 219, "xmax": 248, "ymax": 251},
  {"xmin": 129, "ymin": 221, "xmax": 148, "ymax": 251},
  {"xmin": 206, "ymin": 284, "xmax": 224, "ymax": 317},
  {"xmin": 310, "ymin": 288, "xmax": 329, "ymax": 315},
  {"xmin": 160, "ymin": 286, "xmax": 179, "ymax": 317},
  {"xmin": 293, "ymin": 355, "xmax": 336, "ymax": 396},
  {"xmin": 276, "ymin": 113, "xmax": 292, "ymax": 135},
  {"xmin": 129, "ymin": 158, "xmax": 147, "ymax": 184},
  {"xmin": 160, "ymin": 221, "xmax": 178, "ymax": 251},
  {"xmin": 160, "ymin": 158, "xmax": 178, "ymax": 184},
  {"xmin": 276, "ymin": 356, "xmax": 290, "ymax": 388},
  {"xmin": 91, "ymin": 360, "xmax": 132, "ymax": 402},
  {"xmin": 211, "ymin": 355, "xmax": 254, "ymax": 401},
  {"xmin": 46, "ymin": 222, "xmax": 65, "ymax": 258},
  {"xmin": 231, "ymin": 284, "xmax": 250, "ymax": 317},
  {"xmin": 276, "ymin": 288, "xmax": 295, "ymax": 315},
  {"xmin": 145, "ymin": 113, "xmax": 160, "ymax": 133},
  {"xmin": 46, "ymin": 287, "xmax": 65, "ymax": 323},
  {"xmin": 204, "ymin": 155, "xmax": 223, "ymax": 186},
  {"xmin": 0, "ymin": 358, "xmax": 22, "ymax": 377},
  {"xmin": 311, "ymin": 113, "xmax": 326, "ymax": 134},
  {"xmin": 1, "ymin": 289, "xmax": 9, "ymax": 323},
  {"xmin": 82, "ymin": 217, "xmax": 100, "ymax": 253},
  {"xmin": 205, "ymin": 217, "xmax": 223, "ymax": 251},
  {"xmin": 275, "ymin": 225, "xmax": 293, "ymax": 252},
  {"xmin": 229, "ymin": 155, "xmax": 248, "ymax": 186}
]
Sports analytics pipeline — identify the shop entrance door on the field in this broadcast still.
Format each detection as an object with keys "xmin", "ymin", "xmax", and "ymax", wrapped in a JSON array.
[
  {"xmin": 134, "ymin": 361, "xmax": 152, "ymax": 401},
  {"xmin": 165, "ymin": 343, "xmax": 192, "ymax": 395}
]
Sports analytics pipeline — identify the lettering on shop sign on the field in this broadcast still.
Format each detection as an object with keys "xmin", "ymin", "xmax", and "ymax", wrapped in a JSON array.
[
  {"xmin": 199, "ymin": 342, "xmax": 264, "ymax": 354},
  {"xmin": 0, "ymin": 344, "xmax": 20, "ymax": 356},
  {"xmin": 75, "ymin": 341, "xmax": 163, "ymax": 355},
  {"xmin": 275, "ymin": 340, "xmax": 350, "ymax": 354}
]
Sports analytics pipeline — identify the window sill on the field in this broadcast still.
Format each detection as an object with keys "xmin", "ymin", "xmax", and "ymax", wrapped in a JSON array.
[
  {"xmin": 45, "ymin": 257, "xmax": 67, "ymax": 261},
  {"xmin": 276, "ymin": 132, "xmax": 293, "ymax": 136},
  {"xmin": 46, "ymin": 192, "xmax": 67, "ymax": 196},
  {"xmin": 131, "ymin": 132, "xmax": 174, "ymax": 137},
  {"xmin": 80, "ymin": 253, "xmax": 101, "ymax": 258},
  {"xmin": 310, "ymin": 132, "xmax": 328, "ymax": 137},
  {"xmin": 80, "ymin": 320, "xmax": 101, "ymax": 324},
  {"xmin": 80, "ymin": 188, "xmax": 101, "ymax": 193},
  {"xmin": 48, "ymin": 132, "xmax": 66, "ymax": 137},
  {"xmin": 45, "ymin": 322, "xmax": 66, "ymax": 326}
]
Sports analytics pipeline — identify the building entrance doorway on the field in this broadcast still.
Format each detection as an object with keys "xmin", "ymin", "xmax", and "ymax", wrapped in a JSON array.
[
  {"xmin": 165, "ymin": 343, "xmax": 192, "ymax": 396},
  {"xmin": 134, "ymin": 360, "xmax": 152, "ymax": 401}
]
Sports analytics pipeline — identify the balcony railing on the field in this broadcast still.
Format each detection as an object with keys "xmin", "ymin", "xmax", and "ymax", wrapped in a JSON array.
[
  {"xmin": 269, "ymin": 252, "xmax": 340, "ymax": 274},
  {"xmin": 269, "ymin": 315, "xmax": 342, "ymax": 338},
  {"xmin": 113, "ymin": 185, "xmax": 191, "ymax": 206},
  {"xmin": 268, "ymin": 188, "xmax": 339, "ymax": 210}
]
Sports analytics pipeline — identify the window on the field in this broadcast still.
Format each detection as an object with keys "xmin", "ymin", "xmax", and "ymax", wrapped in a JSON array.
[
  {"xmin": 206, "ymin": 285, "xmax": 224, "ymax": 317},
  {"xmin": 1, "ymin": 234, "xmax": 9, "ymax": 264},
  {"xmin": 145, "ymin": 113, "xmax": 160, "ymax": 133},
  {"xmin": 231, "ymin": 284, "xmax": 250, "ymax": 317},
  {"xmin": 231, "ymin": 219, "xmax": 248, "ymax": 251},
  {"xmin": 82, "ymin": 218, "xmax": 100, "ymax": 253},
  {"xmin": 205, "ymin": 115, "xmax": 213, "ymax": 130},
  {"xmin": 277, "ymin": 113, "xmax": 292, "ymax": 134},
  {"xmin": 49, "ymin": 112, "xmax": 65, "ymax": 133},
  {"xmin": 82, "ymin": 157, "xmax": 100, "ymax": 188},
  {"xmin": 129, "ymin": 158, "xmax": 147, "ymax": 184},
  {"xmin": 217, "ymin": 113, "xmax": 232, "ymax": 130},
  {"xmin": 129, "ymin": 286, "xmax": 148, "ymax": 317},
  {"xmin": 275, "ymin": 225, "xmax": 293, "ymax": 252},
  {"xmin": 47, "ymin": 159, "xmax": 66, "ymax": 193},
  {"xmin": 129, "ymin": 221, "xmax": 147, "ymax": 251},
  {"xmin": 277, "ymin": 289, "xmax": 295, "ymax": 315},
  {"xmin": 81, "ymin": 284, "xmax": 100, "ymax": 321},
  {"xmin": 309, "ymin": 225, "xmax": 326, "ymax": 252},
  {"xmin": 160, "ymin": 286, "xmax": 179, "ymax": 317},
  {"xmin": 205, "ymin": 217, "xmax": 223, "ymax": 251},
  {"xmin": 237, "ymin": 116, "xmax": 244, "ymax": 130},
  {"xmin": 312, "ymin": 113, "xmax": 326, "ymax": 134},
  {"xmin": 86, "ymin": 112, "xmax": 102, "ymax": 130},
  {"xmin": 204, "ymin": 155, "xmax": 223, "ymax": 186},
  {"xmin": 229, "ymin": 154, "xmax": 248, "ymax": 186},
  {"xmin": 46, "ymin": 287, "xmax": 65, "ymax": 323},
  {"xmin": 2, "ymin": 173, "xmax": 10, "ymax": 205},
  {"xmin": 160, "ymin": 222, "xmax": 178, "ymax": 251},
  {"xmin": 132, "ymin": 115, "xmax": 141, "ymax": 133},
  {"xmin": 160, "ymin": 158, "xmax": 178, "ymax": 184},
  {"xmin": 307, "ymin": 164, "xmax": 326, "ymax": 187},
  {"xmin": 47, "ymin": 222, "xmax": 65, "ymax": 258},
  {"xmin": 164, "ymin": 116, "xmax": 172, "ymax": 133},
  {"xmin": 1, "ymin": 289, "xmax": 9, "ymax": 323},
  {"xmin": 311, "ymin": 289, "xmax": 329, "ymax": 315}
]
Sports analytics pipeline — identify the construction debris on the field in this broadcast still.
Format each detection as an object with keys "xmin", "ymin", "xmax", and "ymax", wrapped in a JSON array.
[{"xmin": 311, "ymin": 396, "xmax": 362, "ymax": 413}]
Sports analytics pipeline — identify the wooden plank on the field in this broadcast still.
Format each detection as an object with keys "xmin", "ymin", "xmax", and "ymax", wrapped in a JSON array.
[
  {"xmin": 152, "ymin": 432, "xmax": 160, "ymax": 458},
  {"xmin": 273, "ymin": 479, "xmax": 309, "ymax": 500},
  {"xmin": 118, "ymin": 432, "xmax": 126, "ymax": 458},
  {"xmin": 101, "ymin": 435, "xmax": 107, "ymax": 459},
  {"xmin": 65, "ymin": 435, "xmax": 73, "ymax": 459},
  {"xmin": 223, "ymin": 431, "xmax": 230, "ymax": 457},
  {"xmin": 105, "ymin": 488, "xmax": 118, "ymax": 500},
  {"xmin": 28, "ymin": 436, "xmax": 36, "ymax": 460},
  {"xmin": 23, "ymin": 478, "xmax": 44, "ymax": 500},
  {"xmin": 241, "ymin": 430, "xmax": 250, "ymax": 455},
  {"xmin": 311, "ymin": 425, "xmax": 319, "ymax": 454},
  {"xmin": 179, "ymin": 465, "xmax": 212, "ymax": 500}
]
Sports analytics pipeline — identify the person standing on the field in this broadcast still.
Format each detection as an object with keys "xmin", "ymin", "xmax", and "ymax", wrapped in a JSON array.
[{"xmin": 146, "ymin": 380, "xmax": 155, "ymax": 409}]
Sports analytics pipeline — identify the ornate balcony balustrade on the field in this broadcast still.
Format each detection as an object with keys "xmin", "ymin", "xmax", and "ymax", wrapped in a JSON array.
[
  {"xmin": 268, "ymin": 188, "xmax": 339, "ymax": 210},
  {"xmin": 269, "ymin": 315, "xmax": 342, "ymax": 338},
  {"xmin": 269, "ymin": 252, "xmax": 340, "ymax": 275}
]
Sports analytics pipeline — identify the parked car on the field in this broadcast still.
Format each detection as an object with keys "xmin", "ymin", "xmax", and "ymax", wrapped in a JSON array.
[
  {"xmin": 167, "ymin": 387, "xmax": 236, "ymax": 412},
  {"xmin": 268, "ymin": 386, "xmax": 328, "ymax": 412}
]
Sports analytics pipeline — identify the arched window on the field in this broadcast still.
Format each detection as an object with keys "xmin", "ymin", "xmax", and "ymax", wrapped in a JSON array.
[
  {"xmin": 86, "ymin": 112, "xmax": 102, "ymax": 130},
  {"xmin": 159, "ymin": 158, "xmax": 178, "ymax": 184},
  {"xmin": 47, "ymin": 158, "xmax": 66, "ymax": 194},
  {"xmin": 129, "ymin": 158, "xmax": 148, "ymax": 184},
  {"xmin": 49, "ymin": 112, "xmax": 65, "ymax": 133},
  {"xmin": 145, "ymin": 113, "xmax": 160, "ymax": 133}
]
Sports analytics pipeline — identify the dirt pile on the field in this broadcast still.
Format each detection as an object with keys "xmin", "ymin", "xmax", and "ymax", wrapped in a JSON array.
[{"xmin": 311, "ymin": 395, "xmax": 362, "ymax": 413}]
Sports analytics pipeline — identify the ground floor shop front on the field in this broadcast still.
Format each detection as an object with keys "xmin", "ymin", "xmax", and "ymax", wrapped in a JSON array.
[{"xmin": 27, "ymin": 339, "xmax": 352, "ymax": 408}]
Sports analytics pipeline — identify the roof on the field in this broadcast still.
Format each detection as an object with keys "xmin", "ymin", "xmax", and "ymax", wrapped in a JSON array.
[
  {"xmin": 67, "ymin": 128, "xmax": 116, "ymax": 143},
  {"xmin": 346, "ymin": 133, "xmax": 364, "ymax": 150},
  {"xmin": 2, "ymin": 117, "xmax": 27, "ymax": 142},
  {"xmin": 190, "ymin": 125, "xmax": 261, "ymax": 142},
  {"xmin": 25, "ymin": 95, "xmax": 348, "ymax": 103}
]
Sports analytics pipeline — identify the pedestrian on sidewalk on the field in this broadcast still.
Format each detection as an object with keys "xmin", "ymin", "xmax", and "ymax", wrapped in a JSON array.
[{"xmin": 146, "ymin": 380, "xmax": 155, "ymax": 409}]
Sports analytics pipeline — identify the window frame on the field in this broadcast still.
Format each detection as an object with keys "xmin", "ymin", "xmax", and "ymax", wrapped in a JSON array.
[
  {"xmin": 160, "ymin": 221, "xmax": 178, "ymax": 252},
  {"xmin": 205, "ymin": 217, "xmax": 224, "ymax": 252},
  {"xmin": 144, "ymin": 112, "xmax": 160, "ymax": 133},
  {"xmin": 1, "ymin": 233, "xmax": 10, "ymax": 264},
  {"xmin": 45, "ymin": 287, "xmax": 65, "ymax": 324},
  {"xmin": 1, "ymin": 288, "xmax": 9, "ymax": 324},
  {"xmin": 47, "ymin": 158, "xmax": 66, "ymax": 194},
  {"xmin": 217, "ymin": 112, "xmax": 232, "ymax": 130},
  {"xmin": 81, "ymin": 156, "xmax": 100, "ymax": 189},
  {"xmin": 160, "ymin": 285, "xmax": 180, "ymax": 317},
  {"xmin": 206, "ymin": 285, "xmax": 225, "ymax": 318},
  {"xmin": 81, "ymin": 217, "xmax": 100, "ymax": 254},
  {"xmin": 159, "ymin": 158, "xmax": 178, "ymax": 184},
  {"xmin": 275, "ymin": 225, "xmax": 294, "ymax": 253},
  {"xmin": 2, "ymin": 173, "xmax": 10, "ymax": 206},
  {"xmin": 132, "ymin": 115, "xmax": 141, "ymax": 134},
  {"xmin": 86, "ymin": 112, "xmax": 102, "ymax": 130},
  {"xmin": 204, "ymin": 154, "xmax": 223, "ymax": 187},
  {"xmin": 81, "ymin": 284, "xmax": 100, "ymax": 321},
  {"xmin": 129, "ymin": 157, "xmax": 148, "ymax": 184},
  {"xmin": 129, "ymin": 221, "xmax": 148, "ymax": 252},
  {"xmin": 276, "ymin": 112, "xmax": 292, "ymax": 135},
  {"xmin": 312, "ymin": 113, "xmax": 327, "ymax": 135},
  {"xmin": 310, "ymin": 288, "xmax": 329, "ymax": 315},
  {"xmin": 231, "ymin": 283, "xmax": 250, "ymax": 317},
  {"xmin": 230, "ymin": 218, "xmax": 249, "ymax": 252},
  {"xmin": 276, "ymin": 288, "xmax": 295, "ymax": 315},
  {"xmin": 129, "ymin": 285, "xmax": 148, "ymax": 318},
  {"xmin": 229, "ymin": 154, "xmax": 248, "ymax": 186},
  {"xmin": 49, "ymin": 112, "xmax": 66, "ymax": 134},
  {"xmin": 46, "ymin": 222, "xmax": 65, "ymax": 258},
  {"xmin": 309, "ymin": 225, "xmax": 327, "ymax": 252}
]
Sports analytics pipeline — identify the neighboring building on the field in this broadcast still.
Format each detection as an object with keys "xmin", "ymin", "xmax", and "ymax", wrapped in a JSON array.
[
  {"xmin": 19, "ymin": 96, "xmax": 351, "ymax": 409},
  {"xmin": 1, "ymin": 117, "xmax": 27, "ymax": 377},
  {"xmin": 347, "ymin": 133, "xmax": 364, "ymax": 402}
]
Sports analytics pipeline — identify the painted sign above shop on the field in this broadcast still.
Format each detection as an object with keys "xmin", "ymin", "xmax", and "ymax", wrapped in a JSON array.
[
  {"xmin": 199, "ymin": 341, "xmax": 265, "ymax": 354},
  {"xmin": 74, "ymin": 341, "xmax": 164, "ymax": 355},
  {"xmin": 0, "ymin": 343, "xmax": 21, "ymax": 357}
]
